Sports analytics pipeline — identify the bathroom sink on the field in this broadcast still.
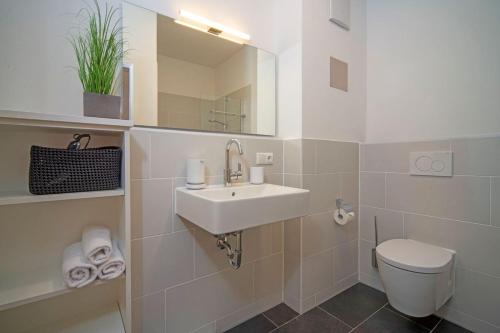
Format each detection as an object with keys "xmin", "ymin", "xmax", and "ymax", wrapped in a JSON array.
[{"xmin": 175, "ymin": 183, "xmax": 310, "ymax": 234}]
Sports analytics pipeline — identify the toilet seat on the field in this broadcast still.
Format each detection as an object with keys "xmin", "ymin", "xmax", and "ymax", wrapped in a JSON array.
[{"xmin": 376, "ymin": 239, "xmax": 455, "ymax": 274}]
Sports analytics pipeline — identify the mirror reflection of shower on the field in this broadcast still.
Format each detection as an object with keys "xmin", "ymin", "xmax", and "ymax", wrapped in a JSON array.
[{"xmin": 208, "ymin": 96, "xmax": 247, "ymax": 133}]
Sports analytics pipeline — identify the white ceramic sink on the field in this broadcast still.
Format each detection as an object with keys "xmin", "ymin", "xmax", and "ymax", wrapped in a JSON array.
[{"xmin": 175, "ymin": 183, "xmax": 310, "ymax": 234}]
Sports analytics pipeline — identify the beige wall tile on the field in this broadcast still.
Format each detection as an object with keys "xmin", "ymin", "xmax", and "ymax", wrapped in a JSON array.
[
  {"xmin": 284, "ymin": 251, "xmax": 301, "ymax": 313},
  {"xmin": 284, "ymin": 218, "xmax": 301, "ymax": 257},
  {"xmin": 131, "ymin": 179, "xmax": 172, "ymax": 239},
  {"xmin": 284, "ymin": 174, "xmax": 302, "ymax": 188},
  {"xmin": 302, "ymin": 139, "xmax": 317, "ymax": 174},
  {"xmin": 316, "ymin": 141, "xmax": 357, "ymax": 174},
  {"xmin": 448, "ymin": 268, "xmax": 500, "ymax": 327},
  {"xmin": 360, "ymin": 172, "xmax": 385, "ymax": 207},
  {"xmin": 164, "ymin": 263, "xmax": 253, "ymax": 333},
  {"xmin": 132, "ymin": 230, "xmax": 194, "ymax": 297},
  {"xmin": 265, "ymin": 173, "xmax": 284, "ymax": 185},
  {"xmin": 284, "ymin": 139, "xmax": 302, "ymax": 174},
  {"xmin": 359, "ymin": 206, "xmax": 404, "ymax": 243},
  {"xmin": 130, "ymin": 129, "xmax": 150, "ymax": 180},
  {"xmin": 333, "ymin": 239, "xmax": 358, "ymax": 283},
  {"xmin": 132, "ymin": 291, "xmax": 165, "ymax": 333},
  {"xmin": 302, "ymin": 211, "xmax": 357, "ymax": 258},
  {"xmin": 405, "ymin": 214, "xmax": 500, "ymax": 277},
  {"xmin": 301, "ymin": 296, "xmax": 317, "ymax": 313},
  {"xmin": 303, "ymin": 173, "xmax": 341, "ymax": 214},
  {"xmin": 340, "ymin": 172, "xmax": 358, "ymax": 206},
  {"xmin": 243, "ymin": 138, "xmax": 283, "ymax": 176},
  {"xmin": 194, "ymin": 224, "xmax": 279, "ymax": 277},
  {"xmin": 386, "ymin": 174, "xmax": 490, "ymax": 224},
  {"xmin": 359, "ymin": 239, "xmax": 379, "ymax": 280},
  {"xmin": 254, "ymin": 253, "xmax": 284, "ymax": 300},
  {"xmin": 302, "ymin": 250, "xmax": 334, "ymax": 299},
  {"xmin": 360, "ymin": 141, "xmax": 450, "ymax": 172},
  {"xmin": 191, "ymin": 322, "xmax": 216, "ymax": 333},
  {"xmin": 452, "ymin": 137, "xmax": 500, "ymax": 176},
  {"xmin": 284, "ymin": 218, "xmax": 301, "ymax": 311},
  {"xmin": 491, "ymin": 177, "xmax": 500, "ymax": 227},
  {"xmin": 302, "ymin": 212, "xmax": 335, "ymax": 258},
  {"xmin": 271, "ymin": 221, "xmax": 284, "ymax": 254}
]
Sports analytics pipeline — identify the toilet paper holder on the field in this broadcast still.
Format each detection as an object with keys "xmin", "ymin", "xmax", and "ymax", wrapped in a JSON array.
[{"xmin": 336, "ymin": 199, "xmax": 353, "ymax": 214}]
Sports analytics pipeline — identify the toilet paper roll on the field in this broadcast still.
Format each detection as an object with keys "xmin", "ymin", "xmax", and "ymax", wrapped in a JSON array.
[{"xmin": 334, "ymin": 208, "xmax": 355, "ymax": 225}]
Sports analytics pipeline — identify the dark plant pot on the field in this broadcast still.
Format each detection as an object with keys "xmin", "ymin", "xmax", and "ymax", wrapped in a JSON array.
[{"xmin": 83, "ymin": 92, "xmax": 121, "ymax": 119}]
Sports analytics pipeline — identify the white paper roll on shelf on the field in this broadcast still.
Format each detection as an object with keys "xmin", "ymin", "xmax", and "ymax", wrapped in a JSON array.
[{"xmin": 334, "ymin": 208, "xmax": 355, "ymax": 225}]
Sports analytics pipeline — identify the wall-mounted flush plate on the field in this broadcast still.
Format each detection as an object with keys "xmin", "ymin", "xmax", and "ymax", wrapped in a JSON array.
[
  {"xmin": 256, "ymin": 152, "xmax": 273, "ymax": 165},
  {"xmin": 410, "ymin": 151, "xmax": 453, "ymax": 177}
]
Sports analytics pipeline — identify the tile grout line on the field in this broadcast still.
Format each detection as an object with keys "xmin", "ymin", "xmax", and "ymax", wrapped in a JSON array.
[
  {"xmin": 359, "ymin": 204, "xmax": 499, "ymax": 229},
  {"xmin": 268, "ymin": 308, "xmax": 302, "ymax": 333},
  {"xmin": 384, "ymin": 305, "xmax": 435, "ymax": 331},
  {"xmin": 347, "ymin": 302, "xmax": 388, "ymax": 333},
  {"xmin": 429, "ymin": 318, "xmax": 443, "ymax": 333},
  {"xmin": 260, "ymin": 312, "xmax": 279, "ymax": 329},
  {"xmin": 316, "ymin": 306, "xmax": 354, "ymax": 329}
]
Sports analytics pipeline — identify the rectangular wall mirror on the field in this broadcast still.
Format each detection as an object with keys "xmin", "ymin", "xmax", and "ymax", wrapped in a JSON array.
[{"xmin": 124, "ymin": 3, "xmax": 277, "ymax": 136}]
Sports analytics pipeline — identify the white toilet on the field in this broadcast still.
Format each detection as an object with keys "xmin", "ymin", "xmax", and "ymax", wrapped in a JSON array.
[{"xmin": 376, "ymin": 239, "xmax": 456, "ymax": 317}]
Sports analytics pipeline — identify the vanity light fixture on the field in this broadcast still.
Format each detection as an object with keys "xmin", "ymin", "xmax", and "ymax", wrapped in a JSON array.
[{"xmin": 174, "ymin": 10, "xmax": 250, "ymax": 44}]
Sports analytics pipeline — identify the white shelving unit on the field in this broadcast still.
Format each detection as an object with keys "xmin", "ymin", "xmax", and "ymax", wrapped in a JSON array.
[
  {"xmin": 0, "ymin": 189, "xmax": 125, "ymax": 206},
  {"xmin": 0, "ymin": 111, "xmax": 132, "ymax": 333},
  {"xmin": 23, "ymin": 303, "xmax": 125, "ymax": 333}
]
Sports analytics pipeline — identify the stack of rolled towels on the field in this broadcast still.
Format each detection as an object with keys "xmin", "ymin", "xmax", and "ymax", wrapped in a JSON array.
[{"xmin": 62, "ymin": 225, "xmax": 126, "ymax": 288}]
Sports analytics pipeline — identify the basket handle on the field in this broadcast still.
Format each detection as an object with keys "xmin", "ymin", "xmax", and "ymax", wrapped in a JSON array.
[{"xmin": 67, "ymin": 134, "xmax": 91, "ymax": 150}]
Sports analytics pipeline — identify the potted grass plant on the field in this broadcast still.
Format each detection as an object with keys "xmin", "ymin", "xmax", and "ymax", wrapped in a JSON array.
[{"xmin": 70, "ymin": 0, "xmax": 125, "ymax": 119}]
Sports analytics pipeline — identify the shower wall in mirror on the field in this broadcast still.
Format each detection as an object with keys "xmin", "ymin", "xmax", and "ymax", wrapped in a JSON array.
[{"xmin": 123, "ymin": 3, "xmax": 276, "ymax": 136}]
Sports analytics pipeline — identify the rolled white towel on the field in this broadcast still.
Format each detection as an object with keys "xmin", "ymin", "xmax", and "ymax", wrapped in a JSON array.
[
  {"xmin": 62, "ymin": 242, "xmax": 98, "ymax": 288},
  {"xmin": 82, "ymin": 225, "xmax": 113, "ymax": 265},
  {"xmin": 98, "ymin": 240, "xmax": 126, "ymax": 280}
]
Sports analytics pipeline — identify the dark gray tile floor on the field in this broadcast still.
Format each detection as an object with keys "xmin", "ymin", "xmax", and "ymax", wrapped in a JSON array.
[{"xmin": 225, "ymin": 283, "xmax": 473, "ymax": 333}]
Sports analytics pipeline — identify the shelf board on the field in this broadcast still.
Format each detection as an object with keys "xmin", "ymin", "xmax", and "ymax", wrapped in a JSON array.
[
  {"xmin": 0, "ymin": 110, "xmax": 133, "ymax": 132},
  {"xmin": 0, "ymin": 266, "xmax": 125, "ymax": 312},
  {"xmin": 24, "ymin": 302, "xmax": 125, "ymax": 333},
  {"xmin": 0, "ymin": 189, "xmax": 125, "ymax": 206}
]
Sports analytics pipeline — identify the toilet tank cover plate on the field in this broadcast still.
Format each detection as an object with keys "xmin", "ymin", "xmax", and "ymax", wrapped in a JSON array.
[{"xmin": 376, "ymin": 239, "xmax": 455, "ymax": 274}]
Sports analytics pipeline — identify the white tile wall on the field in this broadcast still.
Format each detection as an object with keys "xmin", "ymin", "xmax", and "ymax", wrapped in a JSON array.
[
  {"xmin": 360, "ymin": 137, "xmax": 500, "ymax": 332},
  {"xmin": 130, "ymin": 128, "xmax": 284, "ymax": 333}
]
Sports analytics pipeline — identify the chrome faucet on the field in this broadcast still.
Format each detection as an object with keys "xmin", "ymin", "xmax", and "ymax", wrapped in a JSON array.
[{"xmin": 225, "ymin": 139, "xmax": 244, "ymax": 186}]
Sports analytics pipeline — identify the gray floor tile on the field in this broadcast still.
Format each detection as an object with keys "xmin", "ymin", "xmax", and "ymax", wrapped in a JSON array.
[
  {"xmin": 225, "ymin": 314, "xmax": 277, "ymax": 333},
  {"xmin": 319, "ymin": 283, "xmax": 387, "ymax": 327},
  {"xmin": 385, "ymin": 304, "xmax": 441, "ymax": 330},
  {"xmin": 273, "ymin": 307, "xmax": 351, "ymax": 333},
  {"xmin": 352, "ymin": 308, "xmax": 428, "ymax": 333},
  {"xmin": 264, "ymin": 303, "xmax": 299, "ymax": 327},
  {"xmin": 433, "ymin": 320, "xmax": 473, "ymax": 333}
]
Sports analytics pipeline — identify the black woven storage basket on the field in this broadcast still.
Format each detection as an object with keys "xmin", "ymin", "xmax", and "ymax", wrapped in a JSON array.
[{"xmin": 29, "ymin": 146, "xmax": 122, "ymax": 195}]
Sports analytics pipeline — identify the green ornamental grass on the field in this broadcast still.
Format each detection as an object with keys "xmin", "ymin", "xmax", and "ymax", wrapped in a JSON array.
[{"xmin": 70, "ymin": 0, "xmax": 124, "ymax": 95}]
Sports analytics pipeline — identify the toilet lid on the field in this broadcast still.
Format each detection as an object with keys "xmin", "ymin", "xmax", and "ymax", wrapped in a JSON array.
[{"xmin": 376, "ymin": 239, "xmax": 455, "ymax": 274}]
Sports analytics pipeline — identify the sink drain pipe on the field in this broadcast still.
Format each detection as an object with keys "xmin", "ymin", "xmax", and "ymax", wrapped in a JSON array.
[{"xmin": 216, "ymin": 231, "xmax": 242, "ymax": 269}]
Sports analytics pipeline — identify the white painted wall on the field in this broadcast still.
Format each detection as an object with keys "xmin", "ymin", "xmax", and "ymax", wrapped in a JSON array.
[
  {"xmin": 273, "ymin": 0, "xmax": 302, "ymax": 138},
  {"xmin": 257, "ymin": 51, "xmax": 277, "ymax": 135},
  {"xmin": 157, "ymin": 54, "xmax": 215, "ymax": 99},
  {"xmin": 277, "ymin": 42, "xmax": 302, "ymax": 138},
  {"xmin": 123, "ymin": 2, "xmax": 158, "ymax": 126},
  {"xmin": 301, "ymin": 0, "xmax": 367, "ymax": 142},
  {"xmin": 0, "ymin": 0, "xmax": 118, "ymax": 116},
  {"xmin": 365, "ymin": 0, "xmax": 500, "ymax": 143}
]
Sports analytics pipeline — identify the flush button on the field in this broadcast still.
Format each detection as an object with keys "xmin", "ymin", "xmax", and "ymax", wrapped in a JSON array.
[{"xmin": 410, "ymin": 151, "xmax": 452, "ymax": 177}]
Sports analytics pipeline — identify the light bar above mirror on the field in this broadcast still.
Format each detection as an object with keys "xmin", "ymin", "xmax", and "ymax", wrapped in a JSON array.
[{"xmin": 175, "ymin": 10, "xmax": 251, "ymax": 44}]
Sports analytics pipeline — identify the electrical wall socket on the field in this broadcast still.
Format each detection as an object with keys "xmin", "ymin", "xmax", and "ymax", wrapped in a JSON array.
[{"xmin": 256, "ymin": 152, "xmax": 273, "ymax": 165}]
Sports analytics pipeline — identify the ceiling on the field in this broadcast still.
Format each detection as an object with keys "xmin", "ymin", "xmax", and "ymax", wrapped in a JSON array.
[{"xmin": 157, "ymin": 14, "xmax": 244, "ymax": 68}]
